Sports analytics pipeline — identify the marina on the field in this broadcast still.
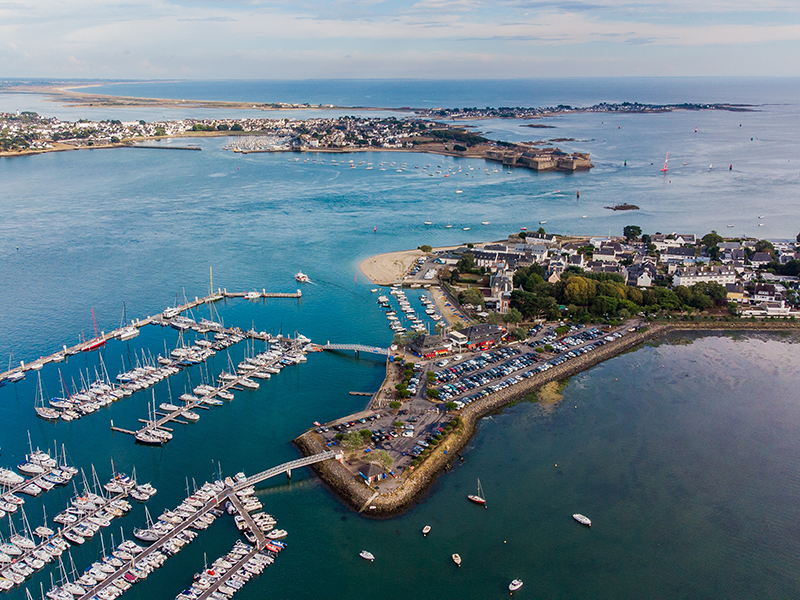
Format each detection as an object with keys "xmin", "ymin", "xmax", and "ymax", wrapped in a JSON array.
[
  {"xmin": 0, "ymin": 290, "xmax": 302, "ymax": 386},
  {"xmin": 66, "ymin": 452, "xmax": 337, "ymax": 600},
  {"xmin": 111, "ymin": 336, "xmax": 314, "ymax": 445}
]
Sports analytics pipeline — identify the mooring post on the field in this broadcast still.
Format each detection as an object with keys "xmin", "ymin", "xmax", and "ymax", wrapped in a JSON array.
[{"xmin": 286, "ymin": 469, "xmax": 292, "ymax": 481}]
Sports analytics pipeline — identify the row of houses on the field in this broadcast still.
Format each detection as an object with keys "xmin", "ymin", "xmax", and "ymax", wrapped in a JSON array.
[{"xmin": 439, "ymin": 232, "xmax": 798, "ymax": 316}]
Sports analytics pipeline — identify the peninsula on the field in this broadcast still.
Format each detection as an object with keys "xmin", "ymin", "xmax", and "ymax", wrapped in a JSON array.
[{"xmin": 295, "ymin": 230, "xmax": 800, "ymax": 515}]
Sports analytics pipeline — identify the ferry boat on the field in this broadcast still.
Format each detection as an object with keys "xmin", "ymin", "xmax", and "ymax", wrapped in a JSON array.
[
  {"xmin": 295, "ymin": 272, "xmax": 310, "ymax": 283},
  {"xmin": 573, "ymin": 513, "xmax": 591, "ymax": 527}
]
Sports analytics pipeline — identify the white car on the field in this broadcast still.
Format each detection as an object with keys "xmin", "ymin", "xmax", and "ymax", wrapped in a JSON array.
[{"xmin": 402, "ymin": 430, "xmax": 414, "ymax": 438}]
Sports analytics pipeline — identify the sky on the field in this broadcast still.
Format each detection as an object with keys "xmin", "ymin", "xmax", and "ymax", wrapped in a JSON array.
[{"xmin": 1, "ymin": 0, "xmax": 800, "ymax": 79}]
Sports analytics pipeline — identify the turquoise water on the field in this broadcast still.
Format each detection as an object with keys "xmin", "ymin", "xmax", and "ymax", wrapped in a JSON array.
[{"xmin": 1, "ymin": 79, "xmax": 800, "ymax": 598}]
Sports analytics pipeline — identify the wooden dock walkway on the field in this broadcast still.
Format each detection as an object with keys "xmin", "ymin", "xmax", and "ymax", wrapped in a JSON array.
[
  {"xmin": 195, "ymin": 543, "xmax": 263, "ymax": 600},
  {"xmin": 13, "ymin": 488, "xmax": 130, "ymax": 575},
  {"xmin": 114, "ymin": 339, "xmax": 308, "ymax": 444},
  {"xmin": 0, "ymin": 288, "xmax": 301, "ymax": 384},
  {"xmin": 75, "ymin": 452, "xmax": 335, "ymax": 600}
]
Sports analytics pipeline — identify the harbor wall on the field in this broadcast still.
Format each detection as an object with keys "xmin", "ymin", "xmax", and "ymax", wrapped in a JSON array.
[{"xmin": 294, "ymin": 319, "xmax": 800, "ymax": 516}]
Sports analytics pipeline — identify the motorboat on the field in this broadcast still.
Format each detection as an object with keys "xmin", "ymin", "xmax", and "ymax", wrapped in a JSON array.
[
  {"xmin": 359, "ymin": 550, "xmax": 374, "ymax": 561},
  {"xmin": 422, "ymin": 525, "xmax": 431, "ymax": 536},
  {"xmin": 244, "ymin": 291, "xmax": 261, "ymax": 300},
  {"xmin": 509, "ymin": 579, "xmax": 523, "ymax": 592},
  {"xmin": 295, "ymin": 272, "xmax": 310, "ymax": 283},
  {"xmin": 573, "ymin": 513, "xmax": 592, "ymax": 527},
  {"xmin": 452, "ymin": 553, "xmax": 461, "ymax": 567}
]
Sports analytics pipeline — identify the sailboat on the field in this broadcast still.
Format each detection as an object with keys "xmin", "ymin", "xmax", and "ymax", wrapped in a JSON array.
[
  {"xmin": 467, "ymin": 479, "xmax": 487, "ymax": 507},
  {"xmin": 116, "ymin": 302, "xmax": 139, "ymax": 341},
  {"xmin": 82, "ymin": 308, "xmax": 106, "ymax": 352},
  {"xmin": 34, "ymin": 373, "xmax": 60, "ymax": 422},
  {"xmin": 660, "ymin": 152, "xmax": 669, "ymax": 172}
]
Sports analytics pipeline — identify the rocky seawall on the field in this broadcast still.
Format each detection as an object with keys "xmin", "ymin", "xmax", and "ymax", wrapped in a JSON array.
[{"xmin": 294, "ymin": 320, "xmax": 800, "ymax": 516}]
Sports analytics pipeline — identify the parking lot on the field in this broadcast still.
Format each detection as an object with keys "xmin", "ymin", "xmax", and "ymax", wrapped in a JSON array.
[
  {"xmin": 432, "ymin": 326, "xmax": 631, "ymax": 408},
  {"xmin": 311, "ymin": 322, "xmax": 636, "ymax": 481}
]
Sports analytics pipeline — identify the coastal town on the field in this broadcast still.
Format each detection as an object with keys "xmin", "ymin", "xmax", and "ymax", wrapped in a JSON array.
[
  {"xmin": 412, "ymin": 101, "xmax": 755, "ymax": 120},
  {"xmin": 295, "ymin": 227, "xmax": 800, "ymax": 513},
  {"xmin": 0, "ymin": 111, "xmax": 593, "ymax": 171}
]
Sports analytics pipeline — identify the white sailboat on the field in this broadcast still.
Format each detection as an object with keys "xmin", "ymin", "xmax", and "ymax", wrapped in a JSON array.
[{"xmin": 34, "ymin": 373, "xmax": 60, "ymax": 422}]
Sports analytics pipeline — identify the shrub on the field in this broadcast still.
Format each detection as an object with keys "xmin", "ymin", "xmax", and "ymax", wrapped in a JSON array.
[
  {"xmin": 426, "ymin": 389, "xmax": 440, "ymax": 399},
  {"xmin": 359, "ymin": 429, "xmax": 373, "ymax": 438},
  {"xmin": 334, "ymin": 433, "xmax": 344, "ymax": 441},
  {"xmin": 393, "ymin": 421, "xmax": 404, "ymax": 428},
  {"xmin": 389, "ymin": 401, "xmax": 402, "ymax": 409},
  {"xmin": 426, "ymin": 371, "xmax": 436, "ymax": 382},
  {"xmin": 445, "ymin": 402, "xmax": 458, "ymax": 411}
]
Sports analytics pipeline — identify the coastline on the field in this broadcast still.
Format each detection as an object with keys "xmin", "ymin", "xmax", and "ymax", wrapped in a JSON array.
[{"xmin": 294, "ymin": 320, "xmax": 800, "ymax": 517}]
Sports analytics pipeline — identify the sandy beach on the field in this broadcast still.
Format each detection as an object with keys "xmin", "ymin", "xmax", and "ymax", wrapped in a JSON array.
[{"xmin": 358, "ymin": 249, "xmax": 424, "ymax": 286}]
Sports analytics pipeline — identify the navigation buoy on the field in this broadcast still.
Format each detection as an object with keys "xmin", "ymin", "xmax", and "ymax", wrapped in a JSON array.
[
  {"xmin": 695, "ymin": 127, "xmax": 698, "ymax": 132},
  {"xmin": 576, "ymin": 190, "xmax": 580, "ymax": 198},
  {"xmin": 730, "ymin": 165, "xmax": 732, "ymax": 170}
]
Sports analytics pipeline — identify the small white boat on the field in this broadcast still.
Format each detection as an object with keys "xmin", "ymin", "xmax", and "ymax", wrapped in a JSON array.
[
  {"xmin": 481, "ymin": 221, "xmax": 490, "ymax": 225},
  {"xmin": 422, "ymin": 525, "xmax": 431, "ymax": 536},
  {"xmin": 244, "ymin": 291, "xmax": 261, "ymax": 300},
  {"xmin": 456, "ymin": 190, "xmax": 463, "ymax": 194},
  {"xmin": 424, "ymin": 221, "xmax": 432, "ymax": 225},
  {"xmin": 295, "ymin": 271, "xmax": 310, "ymax": 283},
  {"xmin": 359, "ymin": 550, "xmax": 374, "ymax": 561},
  {"xmin": 452, "ymin": 553, "xmax": 461, "ymax": 567},
  {"xmin": 445, "ymin": 224, "xmax": 453, "ymax": 228},
  {"xmin": 462, "ymin": 227, "xmax": 470, "ymax": 231},
  {"xmin": 573, "ymin": 513, "xmax": 591, "ymax": 527},
  {"xmin": 539, "ymin": 220, "xmax": 547, "ymax": 224},
  {"xmin": 509, "ymin": 579, "xmax": 523, "ymax": 592}
]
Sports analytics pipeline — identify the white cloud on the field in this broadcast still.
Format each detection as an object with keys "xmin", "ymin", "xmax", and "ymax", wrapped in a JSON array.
[{"xmin": 0, "ymin": 0, "xmax": 799, "ymax": 77}]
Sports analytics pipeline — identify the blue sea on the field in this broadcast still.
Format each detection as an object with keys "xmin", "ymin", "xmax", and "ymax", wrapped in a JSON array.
[{"xmin": 1, "ymin": 79, "xmax": 800, "ymax": 599}]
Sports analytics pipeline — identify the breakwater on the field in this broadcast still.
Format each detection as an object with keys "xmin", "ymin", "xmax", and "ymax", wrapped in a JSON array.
[{"xmin": 295, "ymin": 319, "xmax": 800, "ymax": 516}]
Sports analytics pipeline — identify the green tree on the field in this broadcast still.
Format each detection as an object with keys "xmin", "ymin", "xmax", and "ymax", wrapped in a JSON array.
[
  {"xmin": 623, "ymin": 225, "xmax": 642, "ymax": 241},
  {"xmin": 373, "ymin": 450, "xmax": 394, "ymax": 471},
  {"xmin": 419, "ymin": 245, "xmax": 432, "ymax": 253},
  {"xmin": 460, "ymin": 287, "xmax": 485, "ymax": 307},
  {"xmin": 755, "ymin": 239, "xmax": 775, "ymax": 256},
  {"xmin": 457, "ymin": 253, "xmax": 475, "ymax": 271},
  {"xmin": 445, "ymin": 402, "xmax": 458, "ymax": 411},
  {"xmin": 359, "ymin": 429, "xmax": 373, "ymax": 439},
  {"xmin": 504, "ymin": 308, "xmax": 522, "ymax": 325},
  {"xmin": 343, "ymin": 430, "xmax": 365, "ymax": 449},
  {"xmin": 426, "ymin": 371, "xmax": 436, "ymax": 383},
  {"xmin": 486, "ymin": 312, "xmax": 504, "ymax": 325},
  {"xmin": 389, "ymin": 401, "xmax": 402, "ymax": 409},
  {"xmin": 702, "ymin": 231, "xmax": 724, "ymax": 248},
  {"xmin": 230, "ymin": 123, "xmax": 243, "ymax": 131},
  {"xmin": 427, "ymin": 388, "xmax": 440, "ymax": 399}
]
